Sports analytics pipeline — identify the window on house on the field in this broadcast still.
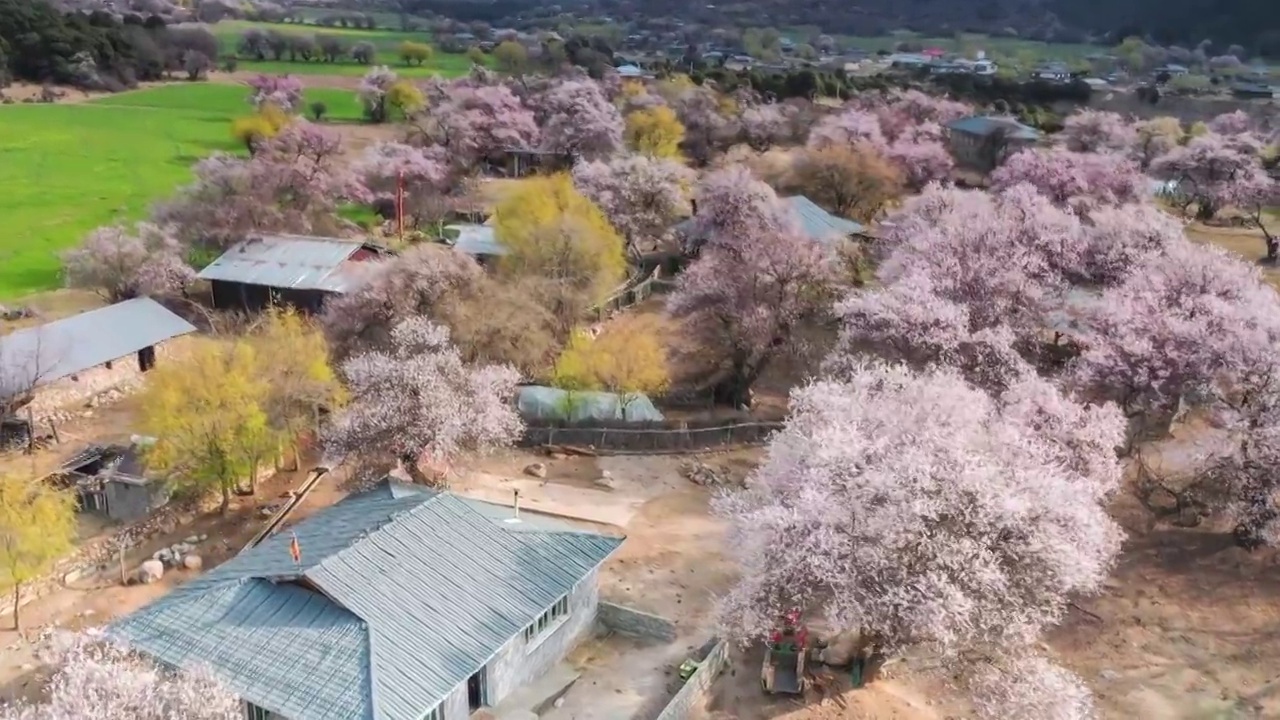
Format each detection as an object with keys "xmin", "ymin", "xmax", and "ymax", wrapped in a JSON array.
[
  {"xmin": 523, "ymin": 595, "xmax": 570, "ymax": 643},
  {"xmin": 244, "ymin": 702, "xmax": 275, "ymax": 720}
]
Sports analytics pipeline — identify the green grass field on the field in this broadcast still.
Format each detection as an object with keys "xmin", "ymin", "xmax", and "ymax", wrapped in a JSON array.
[
  {"xmin": 204, "ymin": 20, "xmax": 479, "ymax": 78},
  {"xmin": 0, "ymin": 82, "xmax": 360, "ymax": 299},
  {"xmin": 817, "ymin": 31, "xmax": 1102, "ymax": 62}
]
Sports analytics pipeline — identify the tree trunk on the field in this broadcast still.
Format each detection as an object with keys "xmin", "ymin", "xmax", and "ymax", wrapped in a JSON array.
[
  {"xmin": 1264, "ymin": 234, "xmax": 1278, "ymax": 265},
  {"xmin": 12, "ymin": 583, "xmax": 20, "ymax": 631},
  {"xmin": 220, "ymin": 483, "xmax": 231, "ymax": 515},
  {"xmin": 401, "ymin": 455, "xmax": 446, "ymax": 488}
]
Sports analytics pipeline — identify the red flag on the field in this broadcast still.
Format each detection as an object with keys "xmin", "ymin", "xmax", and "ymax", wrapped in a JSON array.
[{"xmin": 289, "ymin": 533, "xmax": 301, "ymax": 565}]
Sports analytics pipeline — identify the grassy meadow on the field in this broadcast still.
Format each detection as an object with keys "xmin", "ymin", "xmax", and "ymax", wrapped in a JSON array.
[
  {"xmin": 204, "ymin": 20, "xmax": 481, "ymax": 78},
  {"xmin": 0, "ymin": 82, "xmax": 359, "ymax": 299}
]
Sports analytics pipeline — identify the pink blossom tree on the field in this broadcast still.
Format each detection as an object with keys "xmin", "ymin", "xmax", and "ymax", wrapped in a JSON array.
[
  {"xmin": 414, "ymin": 83, "xmax": 539, "ymax": 170},
  {"xmin": 668, "ymin": 166, "xmax": 835, "ymax": 407},
  {"xmin": 808, "ymin": 108, "xmax": 885, "ymax": 149},
  {"xmin": 716, "ymin": 360, "xmax": 1123, "ymax": 718},
  {"xmin": 357, "ymin": 65, "xmax": 399, "ymax": 122},
  {"xmin": 990, "ymin": 146, "xmax": 1147, "ymax": 212},
  {"xmin": 62, "ymin": 223, "xmax": 193, "ymax": 302},
  {"xmin": 0, "ymin": 630, "xmax": 240, "ymax": 720},
  {"xmin": 1151, "ymin": 132, "xmax": 1278, "ymax": 256},
  {"xmin": 153, "ymin": 122, "xmax": 362, "ymax": 249},
  {"xmin": 1207, "ymin": 109, "xmax": 1255, "ymax": 136},
  {"xmin": 1061, "ymin": 109, "xmax": 1138, "ymax": 154},
  {"xmin": 739, "ymin": 102, "xmax": 790, "ymax": 151},
  {"xmin": 353, "ymin": 142, "xmax": 451, "ymax": 229},
  {"xmin": 884, "ymin": 122, "xmax": 955, "ymax": 189},
  {"xmin": 670, "ymin": 85, "xmax": 732, "ymax": 165},
  {"xmin": 1068, "ymin": 240, "xmax": 1280, "ymax": 439},
  {"xmin": 571, "ymin": 155, "xmax": 694, "ymax": 257},
  {"xmin": 533, "ymin": 78, "xmax": 625, "ymax": 160},
  {"xmin": 809, "ymin": 107, "xmax": 954, "ymax": 189},
  {"xmin": 874, "ymin": 89, "xmax": 971, "ymax": 131},
  {"xmin": 325, "ymin": 317, "xmax": 524, "ymax": 486},
  {"xmin": 246, "ymin": 74, "xmax": 303, "ymax": 113}
]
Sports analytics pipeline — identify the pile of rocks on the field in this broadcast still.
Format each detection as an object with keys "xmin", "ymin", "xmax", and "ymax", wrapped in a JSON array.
[
  {"xmin": 138, "ymin": 535, "xmax": 207, "ymax": 583},
  {"xmin": 679, "ymin": 460, "xmax": 740, "ymax": 488},
  {"xmin": 0, "ymin": 305, "xmax": 35, "ymax": 322}
]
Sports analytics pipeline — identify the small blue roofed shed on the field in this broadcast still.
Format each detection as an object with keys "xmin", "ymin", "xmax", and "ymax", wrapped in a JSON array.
[
  {"xmin": 946, "ymin": 115, "xmax": 1043, "ymax": 141},
  {"xmin": 111, "ymin": 480, "xmax": 622, "ymax": 720},
  {"xmin": 0, "ymin": 298, "xmax": 194, "ymax": 402},
  {"xmin": 197, "ymin": 235, "xmax": 391, "ymax": 313},
  {"xmin": 443, "ymin": 223, "xmax": 507, "ymax": 262},
  {"xmin": 517, "ymin": 385, "xmax": 664, "ymax": 423},
  {"xmin": 615, "ymin": 64, "xmax": 646, "ymax": 78}
]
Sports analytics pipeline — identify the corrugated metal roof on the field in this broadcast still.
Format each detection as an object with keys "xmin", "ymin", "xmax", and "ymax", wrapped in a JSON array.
[
  {"xmin": 444, "ymin": 224, "xmax": 508, "ymax": 257},
  {"xmin": 784, "ymin": 196, "xmax": 865, "ymax": 242},
  {"xmin": 946, "ymin": 115, "xmax": 1043, "ymax": 141},
  {"xmin": 0, "ymin": 298, "xmax": 195, "ymax": 399},
  {"xmin": 196, "ymin": 235, "xmax": 380, "ymax": 293},
  {"xmin": 111, "ymin": 481, "xmax": 623, "ymax": 720},
  {"xmin": 672, "ymin": 195, "xmax": 864, "ymax": 246}
]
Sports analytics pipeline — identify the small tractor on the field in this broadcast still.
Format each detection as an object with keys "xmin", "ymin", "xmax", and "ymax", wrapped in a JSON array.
[{"xmin": 761, "ymin": 609, "xmax": 809, "ymax": 695}]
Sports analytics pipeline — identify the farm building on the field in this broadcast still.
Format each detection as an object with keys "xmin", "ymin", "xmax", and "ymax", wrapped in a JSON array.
[
  {"xmin": 55, "ymin": 440, "xmax": 169, "ymax": 523},
  {"xmin": 197, "ymin": 235, "xmax": 392, "ymax": 313},
  {"xmin": 674, "ymin": 194, "xmax": 865, "ymax": 255},
  {"xmin": 0, "ymin": 298, "xmax": 195, "ymax": 413},
  {"xmin": 442, "ymin": 223, "xmax": 507, "ymax": 266},
  {"xmin": 111, "ymin": 480, "xmax": 624, "ymax": 720},
  {"xmin": 945, "ymin": 115, "xmax": 1044, "ymax": 172}
]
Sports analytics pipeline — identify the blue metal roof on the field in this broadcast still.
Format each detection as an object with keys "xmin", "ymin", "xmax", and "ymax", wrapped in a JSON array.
[
  {"xmin": 0, "ymin": 298, "xmax": 195, "ymax": 400},
  {"xmin": 672, "ymin": 195, "xmax": 863, "ymax": 246},
  {"xmin": 196, "ymin": 235, "xmax": 383, "ymax": 293},
  {"xmin": 946, "ymin": 115, "xmax": 1043, "ymax": 140},
  {"xmin": 615, "ymin": 64, "xmax": 645, "ymax": 77},
  {"xmin": 111, "ymin": 482, "xmax": 623, "ymax": 720}
]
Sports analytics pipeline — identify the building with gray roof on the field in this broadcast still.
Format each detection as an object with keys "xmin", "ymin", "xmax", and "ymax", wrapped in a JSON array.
[
  {"xmin": 0, "ymin": 297, "xmax": 195, "ymax": 408},
  {"xmin": 110, "ymin": 480, "xmax": 623, "ymax": 720},
  {"xmin": 197, "ymin": 235, "xmax": 392, "ymax": 313},
  {"xmin": 945, "ymin": 115, "xmax": 1044, "ymax": 172},
  {"xmin": 673, "ymin": 195, "xmax": 865, "ymax": 253}
]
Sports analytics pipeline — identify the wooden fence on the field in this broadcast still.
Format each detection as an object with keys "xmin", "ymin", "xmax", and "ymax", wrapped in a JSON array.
[
  {"xmin": 520, "ymin": 417, "xmax": 784, "ymax": 454},
  {"xmin": 588, "ymin": 266, "xmax": 675, "ymax": 322}
]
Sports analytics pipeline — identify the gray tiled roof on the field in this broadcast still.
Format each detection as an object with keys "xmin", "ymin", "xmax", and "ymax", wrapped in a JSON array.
[
  {"xmin": 444, "ymin": 224, "xmax": 507, "ymax": 257},
  {"xmin": 111, "ymin": 482, "xmax": 622, "ymax": 720},
  {"xmin": 196, "ymin": 235, "xmax": 384, "ymax": 293},
  {"xmin": 0, "ymin": 298, "xmax": 195, "ymax": 400}
]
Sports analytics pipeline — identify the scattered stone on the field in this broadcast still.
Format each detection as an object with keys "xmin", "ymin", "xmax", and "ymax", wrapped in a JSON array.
[
  {"xmin": 593, "ymin": 471, "xmax": 615, "ymax": 490},
  {"xmin": 138, "ymin": 559, "xmax": 164, "ymax": 584},
  {"xmin": 184, "ymin": 535, "xmax": 199, "ymax": 544},
  {"xmin": 198, "ymin": 534, "xmax": 208, "ymax": 542},
  {"xmin": 679, "ymin": 461, "xmax": 739, "ymax": 488},
  {"xmin": 183, "ymin": 554, "xmax": 203, "ymax": 571},
  {"xmin": 524, "ymin": 463, "xmax": 548, "ymax": 479},
  {"xmin": 1099, "ymin": 669, "xmax": 1119, "ymax": 681}
]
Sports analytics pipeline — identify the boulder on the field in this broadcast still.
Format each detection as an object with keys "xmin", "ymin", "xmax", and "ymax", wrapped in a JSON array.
[
  {"xmin": 184, "ymin": 535, "xmax": 199, "ymax": 545},
  {"xmin": 593, "ymin": 471, "xmax": 616, "ymax": 490},
  {"xmin": 138, "ymin": 560, "xmax": 164, "ymax": 584},
  {"xmin": 524, "ymin": 462, "xmax": 548, "ymax": 479},
  {"xmin": 818, "ymin": 630, "xmax": 862, "ymax": 667},
  {"xmin": 182, "ymin": 554, "xmax": 203, "ymax": 571}
]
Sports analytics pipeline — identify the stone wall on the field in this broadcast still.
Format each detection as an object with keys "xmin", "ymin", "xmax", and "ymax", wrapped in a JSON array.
[
  {"xmin": 654, "ymin": 639, "xmax": 730, "ymax": 720},
  {"xmin": 27, "ymin": 342, "xmax": 176, "ymax": 420},
  {"xmin": 597, "ymin": 601, "xmax": 678, "ymax": 642}
]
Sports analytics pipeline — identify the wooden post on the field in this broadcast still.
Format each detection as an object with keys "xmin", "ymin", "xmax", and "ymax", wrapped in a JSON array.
[
  {"xmin": 396, "ymin": 169, "xmax": 405, "ymax": 242},
  {"xmin": 118, "ymin": 541, "xmax": 127, "ymax": 586},
  {"xmin": 24, "ymin": 406, "xmax": 34, "ymax": 455},
  {"xmin": 48, "ymin": 418, "xmax": 60, "ymax": 445}
]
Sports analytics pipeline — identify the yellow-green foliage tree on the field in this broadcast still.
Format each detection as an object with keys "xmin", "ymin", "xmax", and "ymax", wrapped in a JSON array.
[
  {"xmin": 386, "ymin": 79, "xmax": 425, "ymax": 117},
  {"xmin": 467, "ymin": 47, "xmax": 486, "ymax": 66},
  {"xmin": 140, "ymin": 339, "xmax": 273, "ymax": 514},
  {"xmin": 0, "ymin": 474, "xmax": 76, "ymax": 629},
  {"xmin": 247, "ymin": 308, "xmax": 347, "ymax": 469},
  {"xmin": 625, "ymin": 106, "xmax": 686, "ymax": 159},
  {"xmin": 494, "ymin": 41, "xmax": 528, "ymax": 74},
  {"xmin": 230, "ymin": 103, "xmax": 290, "ymax": 153},
  {"xmin": 493, "ymin": 174, "xmax": 627, "ymax": 336},
  {"xmin": 549, "ymin": 314, "xmax": 670, "ymax": 412},
  {"xmin": 399, "ymin": 41, "xmax": 434, "ymax": 66}
]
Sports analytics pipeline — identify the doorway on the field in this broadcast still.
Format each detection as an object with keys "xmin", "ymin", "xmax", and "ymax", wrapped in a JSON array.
[{"xmin": 466, "ymin": 667, "xmax": 488, "ymax": 710}]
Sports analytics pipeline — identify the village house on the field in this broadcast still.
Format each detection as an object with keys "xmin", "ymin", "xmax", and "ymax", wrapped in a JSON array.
[
  {"xmin": 197, "ymin": 235, "xmax": 392, "ymax": 313},
  {"xmin": 675, "ymin": 194, "xmax": 865, "ymax": 256},
  {"xmin": 0, "ymin": 297, "xmax": 195, "ymax": 414},
  {"xmin": 110, "ymin": 480, "xmax": 624, "ymax": 720},
  {"xmin": 945, "ymin": 115, "xmax": 1044, "ymax": 172},
  {"xmin": 55, "ymin": 440, "xmax": 169, "ymax": 523},
  {"xmin": 442, "ymin": 223, "xmax": 506, "ymax": 266}
]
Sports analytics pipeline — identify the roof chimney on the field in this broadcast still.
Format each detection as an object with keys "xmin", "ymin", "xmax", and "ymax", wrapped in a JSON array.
[{"xmin": 504, "ymin": 489, "xmax": 523, "ymax": 524}]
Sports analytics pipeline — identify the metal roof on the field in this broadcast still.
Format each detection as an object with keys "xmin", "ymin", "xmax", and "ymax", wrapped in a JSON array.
[
  {"xmin": 444, "ymin": 224, "xmax": 508, "ymax": 257},
  {"xmin": 673, "ymin": 195, "xmax": 864, "ymax": 246},
  {"xmin": 196, "ymin": 235, "xmax": 382, "ymax": 293},
  {"xmin": 110, "ymin": 481, "xmax": 623, "ymax": 720},
  {"xmin": 946, "ymin": 115, "xmax": 1043, "ymax": 141},
  {"xmin": 0, "ymin": 298, "xmax": 195, "ymax": 400}
]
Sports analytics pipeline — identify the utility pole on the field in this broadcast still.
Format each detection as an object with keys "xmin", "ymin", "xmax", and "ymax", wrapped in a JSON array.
[{"xmin": 396, "ymin": 169, "xmax": 406, "ymax": 242}]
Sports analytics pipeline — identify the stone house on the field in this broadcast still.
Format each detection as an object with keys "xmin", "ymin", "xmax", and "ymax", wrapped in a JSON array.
[
  {"xmin": 945, "ymin": 115, "xmax": 1044, "ymax": 172},
  {"xmin": 110, "ymin": 480, "xmax": 624, "ymax": 720},
  {"xmin": 197, "ymin": 235, "xmax": 392, "ymax": 313},
  {"xmin": 0, "ymin": 297, "xmax": 195, "ymax": 415}
]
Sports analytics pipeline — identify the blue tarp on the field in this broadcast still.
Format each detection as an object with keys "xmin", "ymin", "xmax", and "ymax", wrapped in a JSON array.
[{"xmin": 517, "ymin": 385, "xmax": 665, "ymax": 423}]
